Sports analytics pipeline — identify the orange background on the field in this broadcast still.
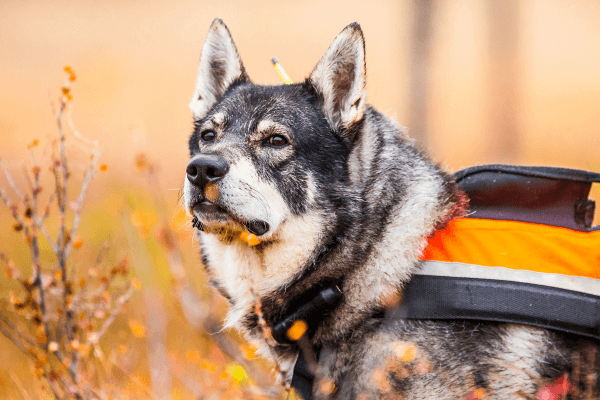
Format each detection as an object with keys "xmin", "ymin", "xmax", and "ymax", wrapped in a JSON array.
[
  {"xmin": 1, "ymin": 0, "xmax": 599, "ymax": 187},
  {"xmin": 1, "ymin": 0, "xmax": 600, "ymax": 397}
]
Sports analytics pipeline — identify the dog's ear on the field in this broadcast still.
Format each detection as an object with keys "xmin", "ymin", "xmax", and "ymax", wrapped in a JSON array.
[
  {"xmin": 189, "ymin": 18, "xmax": 249, "ymax": 120},
  {"xmin": 308, "ymin": 23, "xmax": 366, "ymax": 139}
]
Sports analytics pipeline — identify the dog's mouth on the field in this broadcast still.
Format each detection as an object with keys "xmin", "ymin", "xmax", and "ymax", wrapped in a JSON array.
[
  {"xmin": 243, "ymin": 220, "xmax": 270, "ymax": 236},
  {"xmin": 190, "ymin": 200, "xmax": 270, "ymax": 236},
  {"xmin": 192, "ymin": 200, "xmax": 227, "ymax": 216}
]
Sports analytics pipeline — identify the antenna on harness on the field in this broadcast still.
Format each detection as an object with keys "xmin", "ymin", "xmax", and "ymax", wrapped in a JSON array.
[{"xmin": 272, "ymin": 57, "xmax": 293, "ymax": 84}]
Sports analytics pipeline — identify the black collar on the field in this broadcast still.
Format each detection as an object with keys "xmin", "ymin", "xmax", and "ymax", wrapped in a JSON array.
[{"xmin": 271, "ymin": 284, "xmax": 343, "ymax": 344}]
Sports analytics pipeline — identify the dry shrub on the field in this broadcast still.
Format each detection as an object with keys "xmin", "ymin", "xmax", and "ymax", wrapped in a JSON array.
[{"xmin": 0, "ymin": 68, "xmax": 135, "ymax": 399}]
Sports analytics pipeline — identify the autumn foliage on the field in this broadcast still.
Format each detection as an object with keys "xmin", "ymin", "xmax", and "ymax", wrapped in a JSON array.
[{"xmin": 0, "ymin": 69, "xmax": 283, "ymax": 399}]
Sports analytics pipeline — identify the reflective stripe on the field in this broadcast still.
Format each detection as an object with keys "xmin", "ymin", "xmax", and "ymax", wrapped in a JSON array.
[
  {"xmin": 418, "ymin": 261, "xmax": 600, "ymax": 296},
  {"xmin": 422, "ymin": 218, "xmax": 600, "ymax": 279}
]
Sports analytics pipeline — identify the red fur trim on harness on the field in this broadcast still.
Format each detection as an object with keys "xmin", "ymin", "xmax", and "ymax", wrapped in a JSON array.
[{"xmin": 431, "ymin": 188, "xmax": 469, "ymax": 236}]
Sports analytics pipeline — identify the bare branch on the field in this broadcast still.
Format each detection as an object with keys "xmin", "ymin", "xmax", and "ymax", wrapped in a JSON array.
[
  {"xmin": 40, "ymin": 189, "xmax": 57, "ymax": 222},
  {"xmin": 0, "ymin": 314, "xmax": 40, "ymax": 350},
  {"xmin": 163, "ymin": 228, "xmax": 276, "ymax": 387},
  {"xmin": 0, "ymin": 159, "xmax": 27, "ymax": 204},
  {"xmin": 28, "ymin": 153, "xmax": 52, "ymax": 352},
  {"xmin": 66, "ymin": 106, "xmax": 99, "ymax": 148},
  {"xmin": 0, "ymin": 321, "xmax": 36, "ymax": 356},
  {"xmin": 8, "ymin": 370, "xmax": 34, "ymax": 400},
  {"xmin": 106, "ymin": 357, "xmax": 157, "ymax": 400},
  {"xmin": 33, "ymin": 216, "xmax": 59, "ymax": 254},
  {"xmin": 0, "ymin": 188, "xmax": 26, "ymax": 229},
  {"xmin": 53, "ymin": 98, "xmax": 80, "ymax": 384},
  {"xmin": 89, "ymin": 285, "xmax": 135, "ymax": 344},
  {"xmin": 64, "ymin": 147, "xmax": 100, "ymax": 258}
]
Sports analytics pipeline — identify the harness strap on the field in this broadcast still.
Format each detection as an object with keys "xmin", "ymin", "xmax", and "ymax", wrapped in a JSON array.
[
  {"xmin": 404, "ymin": 261, "xmax": 600, "ymax": 340},
  {"xmin": 290, "ymin": 350, "xmax": 316, "ymax": 400},
  {"xmin": 286, "ymin": 262, "xmax": 600, "ymax": 398}
]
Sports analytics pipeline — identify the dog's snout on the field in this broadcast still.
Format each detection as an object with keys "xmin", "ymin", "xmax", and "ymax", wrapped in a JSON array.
[{"xmin": 186, "ymin": 155, "xmax": 229, "ymax": 187}]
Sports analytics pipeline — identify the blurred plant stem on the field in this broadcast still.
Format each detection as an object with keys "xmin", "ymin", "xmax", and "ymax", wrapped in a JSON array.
[
  {"xmin": 133, "ymin": 153, "xmax": 282, "ymax": 396},
  {"xmin": 0, "ymin": 68, "xmax": 134, "ymax": 400}
]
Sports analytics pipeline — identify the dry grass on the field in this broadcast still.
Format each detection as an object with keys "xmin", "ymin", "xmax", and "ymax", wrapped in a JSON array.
[{"xmin": 0, "ymin": 69, "xmax": 284, "ymax": 400}]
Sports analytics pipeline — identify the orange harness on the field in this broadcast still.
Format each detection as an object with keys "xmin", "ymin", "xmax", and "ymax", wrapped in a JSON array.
[{"xmin": 422, "ymin": 218, "xmax": 600, "ymax": 280}]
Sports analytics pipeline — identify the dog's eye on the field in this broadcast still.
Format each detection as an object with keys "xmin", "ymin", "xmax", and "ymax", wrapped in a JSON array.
[
  {"xmin": 268, "ymin": 135, "xmax": 288, "ymax": 147},
  {"xmin": 201, "ymin": 131, "xmax": 216, "ymax": 142}
]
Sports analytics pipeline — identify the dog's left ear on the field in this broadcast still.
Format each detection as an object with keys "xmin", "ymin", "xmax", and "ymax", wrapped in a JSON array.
[
  {"xmin": 190, "ymin": 18, "xmax": 250, "ymax": 120},
  {"xmin": 308, "ymin": 23, "xmax": 366, "ymax": 140}
]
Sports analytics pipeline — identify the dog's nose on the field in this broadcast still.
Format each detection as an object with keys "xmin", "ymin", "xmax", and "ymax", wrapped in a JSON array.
[{"xmin": 186, "ymin": 155, "xmax": 229, "ymax": 187}]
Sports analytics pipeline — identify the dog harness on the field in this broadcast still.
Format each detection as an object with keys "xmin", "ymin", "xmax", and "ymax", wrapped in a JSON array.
[{"xmin": 277, "ymin": 164, "xmax": 600, "ymax": 400}]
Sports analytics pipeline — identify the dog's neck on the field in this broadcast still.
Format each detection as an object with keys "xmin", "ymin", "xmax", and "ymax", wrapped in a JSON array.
[
  {"xmin": 203, "ymin": 178, "xmax": 461, "ymax": 345},
  {"xmin": 199, "ymin": 110, "xmax": 466, "ymax": 367}
]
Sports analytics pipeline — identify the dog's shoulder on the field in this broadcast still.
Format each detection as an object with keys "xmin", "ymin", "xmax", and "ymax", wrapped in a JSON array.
[{"xmin": 314, "ymin": 319, "xmax": 595, "ymax": 399}]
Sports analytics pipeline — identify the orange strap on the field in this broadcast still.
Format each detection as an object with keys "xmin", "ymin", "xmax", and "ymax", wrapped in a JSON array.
[{"xmin": 422, "ymin": 218, "xmax": 600, "ymax": 280}]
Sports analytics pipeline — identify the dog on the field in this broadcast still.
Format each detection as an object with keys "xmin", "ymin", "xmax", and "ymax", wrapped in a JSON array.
[{"xmin": 183, "ymin": 19, "xmax": 599, "ymax": 399}]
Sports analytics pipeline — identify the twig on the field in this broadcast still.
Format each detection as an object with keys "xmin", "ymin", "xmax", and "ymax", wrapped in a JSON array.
[
  {"xmin": 0, "ymin": 159, "xmax": 27, "ymax": 204},
  {"xmin": 0, "ymin": 188, "xmax": 27, "ymax": 229},
  {"xmin": 0, "ymin": 315, "xmax": 40, "ymax": 350},
  {"xmin": 64, "ymin": 147, "xmax": 100, "ymax": 258},
  {"xmin": 33, "ymin": 216, "xmax": 59, "ymax": 254},
  {"xmin": 106, "ymin": 356, "xmax": 157, "ymax": 399},
  {"xmin": 54, "ymin": 97, "xmax": 81, "ymax": 385},
  {"xmin": 40, "ymin": 190, "xmax": 57, "ymax": 222},
  {"xmin": 0, "ymin": 188, "xmax": 52, "ymax": 349},
  {"xmin": 1, "ymin": 317, "xmax": 76, "ymax": 388},
  {"xmin": 9, "ymin": 369, "xmax": 34, "ymax": 400},
  {"xmin": 43, "ymin": 370, "xmax": 64, "ymax": 400},
  {"xmin": 66, "ymin": 106, "xmax": 99, "ymax": 148},
  {"xmin": 0, "ymin": 321, "xmax": 37, "ymax": 357},
  {"xmin": 0, "ymin": 188, "xmax": 52, "ymax": 347},
  {"xmin": 89, "ymin": 285, "xmax": 135, "ymax": 344},
  {"xmin": 54, "ymin": 98, "xmax": 69, "ymax": 270},
  {"xmin": 162, "ymin": 225, "xmax": 276, "ymax": 386},
  {"xmin": 29, "ymin": 154, "xmax": 52, "ymax": 354}
]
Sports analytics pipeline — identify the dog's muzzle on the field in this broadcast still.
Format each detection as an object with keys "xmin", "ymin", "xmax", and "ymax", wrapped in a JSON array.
[
  {"xmin": 186, "ymin": 155, "xmax": 271, "ymax": 236},
  {"xmin": 186, "ymin": 154, "xmax": 229, "ymax": 189}
]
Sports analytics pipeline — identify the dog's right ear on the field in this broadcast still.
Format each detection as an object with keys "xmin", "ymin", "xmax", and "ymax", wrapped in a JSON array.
[{"xmin": 189, "ymin": 19, "xmax": 249, "ymax": 120}]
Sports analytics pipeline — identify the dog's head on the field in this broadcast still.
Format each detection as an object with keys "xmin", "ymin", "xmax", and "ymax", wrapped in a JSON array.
[{"xmin": 184, "ymin": 19, "xmax": 367, "ymax": 242}]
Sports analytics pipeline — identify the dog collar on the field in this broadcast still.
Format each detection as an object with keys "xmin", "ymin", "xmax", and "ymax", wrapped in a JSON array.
[{"xmin": 271, "ymin": 284, "xmax": 343, "ymax": 345}]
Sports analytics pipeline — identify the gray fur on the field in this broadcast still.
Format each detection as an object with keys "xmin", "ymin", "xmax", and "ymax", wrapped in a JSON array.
[{"xmin": 184, "ymin": 19, "xmax": 599, "ymax": 399}]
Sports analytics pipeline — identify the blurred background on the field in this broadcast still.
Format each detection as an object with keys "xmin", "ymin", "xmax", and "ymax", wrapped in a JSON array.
[{"xmin": 1, "ymin": 0, "xmax": 599, "ymax": 398}]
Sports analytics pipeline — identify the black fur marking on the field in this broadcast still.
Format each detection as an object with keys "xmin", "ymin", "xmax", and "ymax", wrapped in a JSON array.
[
  {"xmin": 191, "ymin": 216, "xmax": 204, "ymax": 231},
  {"xmin": 190, "ymin": 83, "xmax": 354, "ymax": 216},
  {"xmin": 200, "ymin": 249, "xmax": 232, "ymax": 303},
  {"xmin": 389, "ymin": 372, "xmax": 412, "ymax": 392}
]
